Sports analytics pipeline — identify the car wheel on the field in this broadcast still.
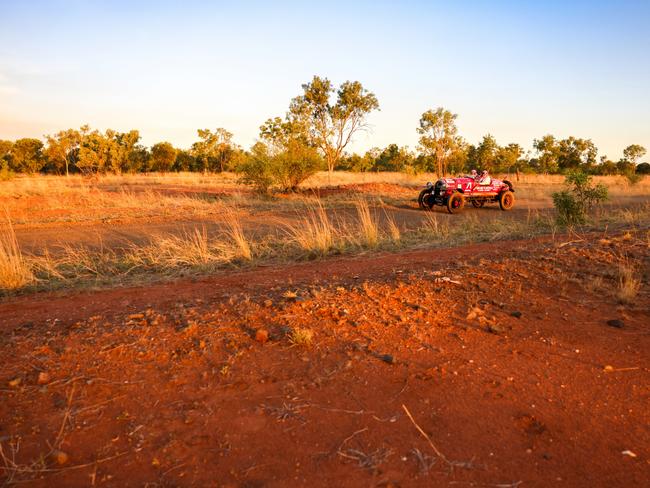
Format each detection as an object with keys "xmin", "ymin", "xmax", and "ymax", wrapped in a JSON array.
[
  {"xmin": 471, "ymin": 200, "xmax": 485, "ymax": 208},
  {"xmin": 499, "ymin": 191, "xmax": 515, "ymax": 211},
  {"xmin": 446, "ymin": 193, "xmax": 465, "ymax": 214},
  {"xmin": 418, "ymin": 189, "xmax": 431, "ymax": 209}
]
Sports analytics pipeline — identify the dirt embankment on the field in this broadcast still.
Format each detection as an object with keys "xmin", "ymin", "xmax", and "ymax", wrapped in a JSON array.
[{"xmin": 0, "ymin": 232, "xmax": 648, "ymax": 487}]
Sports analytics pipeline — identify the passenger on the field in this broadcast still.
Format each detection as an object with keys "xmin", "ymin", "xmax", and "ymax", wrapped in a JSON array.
[{"xmin": 478, "ymin": 170, "xmax": 491, "ymax": 185}]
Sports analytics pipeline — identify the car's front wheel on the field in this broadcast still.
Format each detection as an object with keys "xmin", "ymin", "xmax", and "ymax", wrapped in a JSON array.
[
  {"xmin": 446, "ymin": 193, "xmax": 465, "ymax": 214},
  {"xmin": 418, "ymin": 189, "xmax": 431, "ymax": 209}
]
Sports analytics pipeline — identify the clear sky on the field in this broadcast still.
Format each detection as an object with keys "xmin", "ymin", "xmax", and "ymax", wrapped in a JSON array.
[{"xmin": 1, "ymin": 0, "xmax": 649, "ymax": 160}]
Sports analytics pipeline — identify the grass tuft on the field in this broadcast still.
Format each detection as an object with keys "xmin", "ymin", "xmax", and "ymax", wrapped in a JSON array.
[
  {"xmin": 285, "ymin": 200, "xmax": 337, "ymax": 256},
  {"xmin": 617, "ymin": 263, "xmax": 641, "ymax": 304},
  {"xmin": 354, "ymin": 198, "xmax": 379, "ymax": 248},
  {"xmin": 0, "ymin": 218, "xmax": 34, "ymax": 290},
  {"xmin": 221, "ymin": 209, "xmax": 252, "ymax": 261},
  {"xmin": 289, "ymin": 327, "xmax": 314, "ymax": 346},
  {"xmin": 385, "ymin": 213, "xmax": 401, "ymax": 243}
]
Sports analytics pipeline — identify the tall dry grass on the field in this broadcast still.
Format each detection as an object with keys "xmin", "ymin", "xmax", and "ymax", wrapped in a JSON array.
[
  {"xmin": 221, "ymin": 209, "xmax": 252, "ymax": 261},
  {"xmin": 354, "ymin": 198, "xmax": 380, "ymax": 248},
  {"xmin": 385, "ymin": 214, "xmax": 402, "ymax": 243},
  {"xmin": 130, "ymin": 219, "xmax": 252, "ymax": 269},
  {"xmin": 284, "ymin": 201, "xmax": 338, "ymax": 256},
  {"xmin": 616, "ymin": 262, "xmax": 641, "ymax": 304},
  {"xmin": 0, "ymin": 219, "xmax": 34, "ymax": 290}
]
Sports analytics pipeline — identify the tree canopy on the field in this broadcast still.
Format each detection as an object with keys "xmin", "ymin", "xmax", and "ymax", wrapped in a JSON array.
[{"xmin": 0, "ymin": 77, "xmax": 646, "ymax": 179}]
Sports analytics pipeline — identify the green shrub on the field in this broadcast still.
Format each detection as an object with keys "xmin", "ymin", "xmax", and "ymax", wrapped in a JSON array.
[
  {"xmin": 236, "ymin": 140, "xmax": 321, "ymax": 193},
  {"xmin": 552, "ymin": 170, "xmax": 608, "ymax": 225},
  {"xmin": 236, "ymin": 143, "xmax": 276, "ymax": 194},
  {"xmin": 271, "ymin": 139, "xmax": 322, "ymax": 191}
]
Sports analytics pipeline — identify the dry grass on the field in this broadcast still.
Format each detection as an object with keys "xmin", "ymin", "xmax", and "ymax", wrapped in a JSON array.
[
  {"xmin": 354, "ymin": 198, "xmax": 380, "ymax": 248},
  {"xmin": 284, "ymin": 201, "xmax": 338, "ymax": 256},
  {"xmin": 1, "ymin": 170, "xmax": 649, "ymax": 293},
  {"xmin": 385, "ymin": 214, "xmax": 401, "ymax": 243},
  {"xmin": 617, "ymin": 262, "xmax": 641, "ymax": 304},
  {"xmin": 221, "ymin": 209, "xmax": 252, "ymax": 261},
  {"xmin": 139, "ymin": 228, "xmax": 216, "ymax": 267},
  {"xmin": 420, "ymin": 212, "xmax": 449, "ymax": 238},
  {"xmin": 289, "ymin": 327, "xmax": 314, "ymax": 346},
  {"xmin": 0, "ymin": 219, "xmax": 34, "ymax": 290},
  {"xmin": 129, "ymin": 221, "xmax": 253, "ymax": 269}
]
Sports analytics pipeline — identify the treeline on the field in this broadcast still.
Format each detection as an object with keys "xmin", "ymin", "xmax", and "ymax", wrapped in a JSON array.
[
  {"xmin": 0, "ymin": 126, "xmax": 243, "ymax": 176},
  {"xmin": 338, "ymin": 137, "xmax": 649, "ymax": 176},
  {"xmin": 1, "ymin": 76, "xmax": 648, "ymax": 186}
]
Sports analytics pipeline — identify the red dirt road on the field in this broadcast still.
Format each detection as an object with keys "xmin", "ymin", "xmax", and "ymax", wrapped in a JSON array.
[{"xmin": 1, "ymin": 233, "xmax": 649, "ymax": 487}]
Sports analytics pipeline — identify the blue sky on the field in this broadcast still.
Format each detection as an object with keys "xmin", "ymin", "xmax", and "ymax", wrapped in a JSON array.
[{"xmin": 1, "ymin": 0, "xmax": 649, "ymax": 159}]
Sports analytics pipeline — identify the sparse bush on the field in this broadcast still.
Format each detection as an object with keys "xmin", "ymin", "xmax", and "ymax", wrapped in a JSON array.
[
  {"xmin": 552, "ymin": 171, "xmax": 608, "ymax": 225},
  {"xmin": 236, "ymin": 140, "xmax": 322, "ymax": 193},
  {"xmin": 236, "ymin": 143, "xmax": 276, "ymax": 193},
  {"xmin": 272, "ymin": 140, "xmax": 322, "ymax": 192}
]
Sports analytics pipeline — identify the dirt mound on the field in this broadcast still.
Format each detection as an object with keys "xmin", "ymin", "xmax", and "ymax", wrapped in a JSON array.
[{"xmin": 297, "ymin": 182, "xmax": 416, "ymax": 199}]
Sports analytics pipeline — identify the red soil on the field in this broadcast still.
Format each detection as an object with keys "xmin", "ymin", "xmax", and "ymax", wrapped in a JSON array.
[{"xmin": 1, "ymin": 233, "xmax": 648, "ymax": 487}]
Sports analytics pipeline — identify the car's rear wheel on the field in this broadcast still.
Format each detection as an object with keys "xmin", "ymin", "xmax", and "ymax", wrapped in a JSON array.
[
  {"xmin": 499, "ymin": 190, "xmax": 515, "ymax": 211},
  {"xmin": 446, "ymin": 193, "xmax": 465, "ymax": 214},
  {"xmin": 418, "ymin": 189, "xmax": 431, "ymax": 209},
  {"xmin": 471, "ymin": 200, "xmax": 485, "ymax": 208}
]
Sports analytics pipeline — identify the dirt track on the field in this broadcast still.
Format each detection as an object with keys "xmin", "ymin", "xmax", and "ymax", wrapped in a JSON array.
[
  {"xmin": 10, "ymin": 180, "xmax": 649, "ymax": 255},
  {"xmin": 1, "ymin": 233, "xmax": 649, "ymax": 487}
]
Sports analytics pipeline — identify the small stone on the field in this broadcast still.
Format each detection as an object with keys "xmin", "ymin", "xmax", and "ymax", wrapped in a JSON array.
[
  {"xmin": 263, "ymin": 299, "xmax": 273, "ymax": 308},
  {"xmin": 128, "ymin": 313, "xmax": 145, "ymax": 320},
  {"xmin": 8, "ymin": 378, "xmax": 21, "ymax": 388},
  {"xmin": 487, "ymin": 324, "xmax": 506, "ymax": 335},
  {"xmin": 621, "ymin": 450, "xmax": 637, "ymax": 458},
  {"xmin": 37, "ymin": 372, "xmax": 51, "ymax": 385},
  {"xmin": 255, "ymin": 329, "xmax": 269, "ymax": 344},
  {"xmin": 52, "ymin": 450, "xmax": 69, "ymax": 465},
  {"xmin": 606, "ymin": 319, "xmax": 624, "ymax": 329},
  {"xmin": 282, "ymin": 290, "xmax": 298, "ymax": 301},
  {"xmin": 377, "ymin": 354, "xmax": 395, "ymax": 364},
  {"xmin": 510, "ymin": 311, "xmax": 522, "ymax": 319},
  {"xmin": 603, "ymin": 365, "xmax": 614, "ymax": 372}
]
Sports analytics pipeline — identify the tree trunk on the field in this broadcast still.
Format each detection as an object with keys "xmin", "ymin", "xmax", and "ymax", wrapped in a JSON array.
[{"xmin": 327, "ymin": 156, "xmax": 335, "ymax": 184}]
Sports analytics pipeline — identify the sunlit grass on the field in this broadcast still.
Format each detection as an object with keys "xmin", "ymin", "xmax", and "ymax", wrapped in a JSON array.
[{"xmin": 0, "ymin": 219, "xmax": 34, "ymax": 290}]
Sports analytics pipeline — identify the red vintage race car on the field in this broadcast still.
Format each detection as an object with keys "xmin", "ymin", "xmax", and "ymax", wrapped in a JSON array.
[{"xmin": 418, "ymin": 176, "xmax": 515, "ymax": 214}]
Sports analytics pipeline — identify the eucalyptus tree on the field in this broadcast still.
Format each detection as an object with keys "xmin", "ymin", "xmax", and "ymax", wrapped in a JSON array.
[
  {"xmin": 288, "ymin": 76, "xmax": 379, "ymax": 176},
  {"xmin": 417, "ymin": 107, "xmax": 461, "ymax": 177}
]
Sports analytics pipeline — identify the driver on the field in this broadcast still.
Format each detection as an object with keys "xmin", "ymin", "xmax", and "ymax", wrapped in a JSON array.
[{"xmin": 478, "ymin": 170, "xmax": 491, "ymax": 185}]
